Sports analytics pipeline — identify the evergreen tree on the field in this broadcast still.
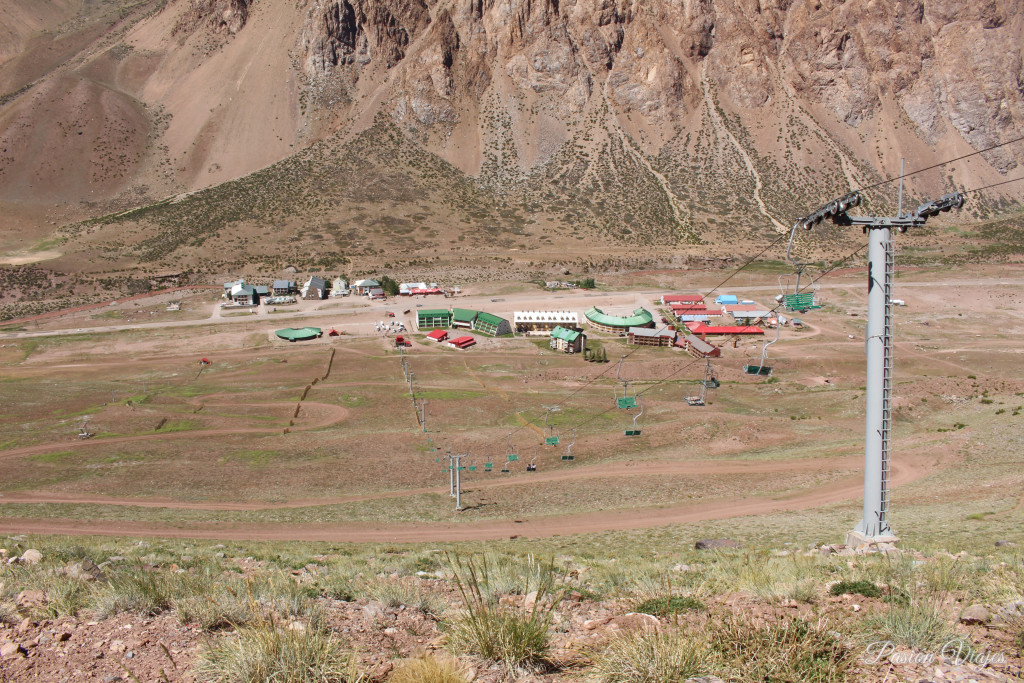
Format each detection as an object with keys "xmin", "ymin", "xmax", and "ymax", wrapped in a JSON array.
[{"xmin": 378, "ymin": 275, "xmax": 400, "ymax": 297}]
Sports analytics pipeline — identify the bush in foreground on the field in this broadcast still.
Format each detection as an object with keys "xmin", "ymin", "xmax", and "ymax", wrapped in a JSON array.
[
  {"xmin": 445, "ymin": 554, "xmax": 563, "ymax": 673},
  {"xmin": 591, "ymin": 628, "xmax": 711, "ymax": 683},
  {"xmin": 388, "ymin": 654, "xmax": 470, "ymax": 683},
  {"xmin": 864, "ymin": 600, "xmax": 956, "ymax": 650},
  {"xmin": 195, "ymin": 623, "xmax": 365, "ymax": 683},
  {"xmin": 708, "ymin": 613, "xmax": 852, "ymax": 683}
]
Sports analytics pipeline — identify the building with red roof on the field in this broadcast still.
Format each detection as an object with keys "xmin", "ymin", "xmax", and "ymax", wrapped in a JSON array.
[
  {"xmin": 684, "ymin": 322, "xmax": 765, "ymax": 336},
  {"xmin": 662, "ymin": 294, "xmax": 704, "ymax": 305}
]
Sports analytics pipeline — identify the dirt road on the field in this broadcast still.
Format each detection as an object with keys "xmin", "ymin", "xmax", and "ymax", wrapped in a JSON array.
[
  {"xmin": 3, "ymin": 277, "xmax": 1022, "ymax": 342},
  {"xmin": 0, "ymin": 451, "xmax": 937, "ymax": 542},
  {"xmin": 0, "ymin": 401, "xmax": 349, "ymax": 461}
]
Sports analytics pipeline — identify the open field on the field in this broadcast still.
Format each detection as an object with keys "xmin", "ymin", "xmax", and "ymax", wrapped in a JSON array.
[
  {"xmin": 0, "ymin": 264, "xmax": 1021, "ymax": 548},
  {"xmin": 1, "ymin": 261, "xmax": 1023, "ymax": 681}
]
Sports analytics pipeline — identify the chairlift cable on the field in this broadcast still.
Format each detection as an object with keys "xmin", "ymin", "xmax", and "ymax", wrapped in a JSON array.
[
  {"xmin": 474, "ymin": 231, "xmax": 791, "ymax": 451},
  {"xmin": 853, "ymin": 135, "xmax": 1024, "ymax": 194},
  {"xmin": 563, "ymin": 242, "xmax": 871, "ymax": 434},
  {"xmin": 959, "ymin": 176, "xmax": 1024, "ymax": 195}
]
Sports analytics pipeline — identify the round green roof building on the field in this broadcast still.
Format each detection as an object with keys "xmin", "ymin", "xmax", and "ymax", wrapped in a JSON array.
[{"xmin": 584, "ymin": 307, "xmax": 654, "ymax": 333}]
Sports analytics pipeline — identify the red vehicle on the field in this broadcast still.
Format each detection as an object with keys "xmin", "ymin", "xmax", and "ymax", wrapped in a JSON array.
[{"xmin": 386, "ymin": 311, "xmax": 395, "ymax": 317}]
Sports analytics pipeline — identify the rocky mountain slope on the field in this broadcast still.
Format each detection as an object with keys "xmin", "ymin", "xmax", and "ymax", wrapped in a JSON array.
[{"xmin": 0, "ymin": 0, "xmax": 1022, "ymax": 278}]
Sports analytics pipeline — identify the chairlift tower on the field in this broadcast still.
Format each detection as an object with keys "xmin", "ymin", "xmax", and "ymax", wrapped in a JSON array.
[
  {"xmin": 794, "ymin": 175, "xmax": 965, "ymax": 541},
  {"xmin": 454, "ymin": 454, "xmax": 466, "ymax": 511}
]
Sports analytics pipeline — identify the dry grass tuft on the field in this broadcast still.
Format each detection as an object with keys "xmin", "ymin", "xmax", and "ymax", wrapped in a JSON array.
[
  {"xmin": 445, "ymin": 554, "xmax": 564, "ymax": 673},
  {"xmin": 708, "ymin": 613, "xmax": 852, "ymax": 683},
  {"xmin": 864, "ymin": 600, "xmax": 957, "ymax": 650},
  {"xmin": 195, "ymin": 623, "xmax": 366, "ymax": 683},
  {"xmin": 591, "ymin": 627, "xmax": 711, "ymax": 683},
  {"xmin": 388, "ymin": 654, "xmax": 470, "ymax": 683}
]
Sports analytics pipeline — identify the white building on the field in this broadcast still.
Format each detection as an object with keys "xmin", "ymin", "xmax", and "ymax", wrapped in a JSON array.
[
  {"xmin": 399, "ymin": 282, "xmax": 427, "ymax": 295},
  {"xmin": 513, "ymin": 311, "xmax": 579, "ymax": 335},
  {"xmin": 352, "ymin": 279, "xmax": 379, "ymax": 295}
]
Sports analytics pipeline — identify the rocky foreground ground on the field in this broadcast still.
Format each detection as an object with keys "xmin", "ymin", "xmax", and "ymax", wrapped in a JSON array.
[{"xmin": 1, "ymin": 539, "xmax": 1022, "ymax": 682}]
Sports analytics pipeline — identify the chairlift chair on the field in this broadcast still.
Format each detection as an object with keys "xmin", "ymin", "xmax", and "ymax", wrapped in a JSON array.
[
  {"xmin": 624, "ymin": 397, "xmax": 643, "ymax": 436},
  {"xmin": 561, "ymin": 429, "xmax": 576, "ymax": 461},
  {"xmin": 526, "ymin": 448, "xmax": 538, "ymax": 472},
  {"xmin": 686, "ymin": 360, "xmax": 718, "ymax": 406},
  {"xmin": 744, "ymin": 322, "xmax": 780, "ymax": 376},
  {"xmin": 615, "ymin": 355, "xmax": 639, "ymax": 409},
  {"xmin": 781, "ymin": 233, "xmax": 823, "ymax": 312},
  {"xmin": 505, "ymin": 433, "xmax": 518, "ymax": 463},
  {"xmin": 544, "ymin": 407, "xmax": 560, "ymax": 445}
]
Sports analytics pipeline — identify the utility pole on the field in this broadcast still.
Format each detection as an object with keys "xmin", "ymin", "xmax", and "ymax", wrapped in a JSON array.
[
  {"xmin": 420, "ymin": 400, "xmax": 428, "ymax": 432},
  {"xmin": 794, "ymin": 179, "xmax": 964, "ymax": 542}
]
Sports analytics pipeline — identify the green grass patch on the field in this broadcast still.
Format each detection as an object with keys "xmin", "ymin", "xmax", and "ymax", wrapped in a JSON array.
[
  {"xmin": 634, "ymin": 595, "xmax": 704, "ymax": 616},
  {"xmin": 29, "ymin": 450, "xmax": 76, "ymax": 464},
  {"xmin": 829, "ymin": 579, "xmax": 882, "ymax": 599},
  {"xmin": 417, "ymin": 389, "xmax": 488, "ymax": 400}
]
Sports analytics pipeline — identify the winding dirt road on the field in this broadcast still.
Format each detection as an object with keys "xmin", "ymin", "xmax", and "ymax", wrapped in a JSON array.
[
  {"xmin": 0, "ymin": 451, "xmax": 936, "ymax": 542},
  {"xmin": 0, "ymin": 401, "xmax": 349, "ymax": 462}
]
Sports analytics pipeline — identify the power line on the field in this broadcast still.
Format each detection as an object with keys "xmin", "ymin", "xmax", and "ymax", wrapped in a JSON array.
[
  {"xmin": 856, "ymin": 135, "xmax": 1024, "ymax": 194},
  {"xmin": 484, "ymin": 231, "xmax": 790, "ymax": 451},
  {"xmin": 470, "ymin": 143, "xmax": 1024, "ymax": 457},
  {"xmin": 961, "ymin": 176, "xmax": 1024, "ymax": 195},
  {"xmin": 559, "ymin": 241, "xmax": 869, "ymax": 437}
]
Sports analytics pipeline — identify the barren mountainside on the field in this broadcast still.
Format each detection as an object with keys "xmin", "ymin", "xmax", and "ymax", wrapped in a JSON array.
[{"xmin": 0, "ymin": 0, "xmax": 1022, "ymax": 282}]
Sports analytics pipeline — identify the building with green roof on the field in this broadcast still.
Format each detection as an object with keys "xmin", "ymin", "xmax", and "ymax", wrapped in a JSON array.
[
  {"xmin": 452, "ymin": 308, "xmax": 478, "ymax": 328},
  {"xmin": 473, "ymin": 311, "xmax": 511, "ymax": 336},
  {"xmin": 275, "ymin": 327, "xmax": 323, "ymax": 342},
  {"xmin": 584, "ymin": 307, "xmax": 654, "ymax": 334},
  {"xmin": 549, "ymin": 325, "xmax": 585, "ymax": 354},
  {"xmin": 416, "ymin": 309, "xmax": 452, "ymax": 330},
  {"xmin": 415, "ymin": 308, "xmax": 510, "ymax": 336}
]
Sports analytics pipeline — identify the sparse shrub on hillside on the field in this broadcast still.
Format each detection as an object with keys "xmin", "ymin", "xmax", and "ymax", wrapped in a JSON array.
[
  {"xmin": 358, "ymin": 576, "xmax": 446, "ymax": 617},
  {"xmin": 462, "ymin": 553, "xmax": 554, "ymax": 598},
  {"xmin": 919, "ymin": 556, "xmax": 973, "ymax": 596},
  {"xmin": 92, "ymin": 566, "xmax": 179, "ymax": 618},
  {"xmin": 175, "ymin": 580, "xmax": 252, "ymax": 631},
  {"xmin": 591, "ymin": 628, "xmax": 712, "ymax": 683},
  {"xmin": 319, "ymin": 573, "xmax": 356, "ymax": 602},
  {"xmin": 41, "ymin": 574, "xmax": 92, "ymax": 618},
  {"xmin": 445, "ymin": 554, "xmax": 564, "ymax": 673},
  {"xmin": 195, "ymin": 622, "xmax": 366, "ymax": 683}
]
